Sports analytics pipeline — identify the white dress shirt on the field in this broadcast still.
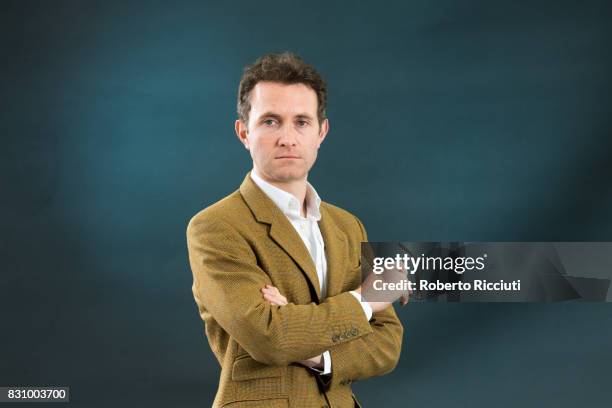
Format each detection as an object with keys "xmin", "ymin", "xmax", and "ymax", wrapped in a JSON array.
[{"xmin": 250, "ymin": 170, "xmax": 372, "ymax": 375}]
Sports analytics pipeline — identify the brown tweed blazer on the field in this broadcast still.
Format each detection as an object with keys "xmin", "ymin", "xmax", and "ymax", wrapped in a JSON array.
[{"xmin": 187, "ymin": 173, "xmax": 403, "ymax": 408}]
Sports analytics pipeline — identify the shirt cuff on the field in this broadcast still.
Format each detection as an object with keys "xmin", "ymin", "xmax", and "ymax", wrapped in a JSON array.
[
  {"xmin": 350, "ymin": 290, "xmax": 373, "ymax": 321},
  {"xmin": 308, "ymin": 351, "xmax": 332, "ymax": 375},
  {"xmin": 322, "ymin": 350, "xmax": 331, "ymax": 374}
]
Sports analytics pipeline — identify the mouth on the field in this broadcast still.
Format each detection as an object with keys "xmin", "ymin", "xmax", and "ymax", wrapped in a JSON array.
[{"xmin": 275, "ymin": 155, "xmax": 301, "ymax": 159}]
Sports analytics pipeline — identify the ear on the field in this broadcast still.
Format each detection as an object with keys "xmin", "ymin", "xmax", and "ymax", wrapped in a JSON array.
[
  {"xmin": 316, "ymin": 118, "xmax": 329, "ymax": 149},
  {"xmin": 235, "ymin": 119, "xmax": 249, "ymax": 149}
]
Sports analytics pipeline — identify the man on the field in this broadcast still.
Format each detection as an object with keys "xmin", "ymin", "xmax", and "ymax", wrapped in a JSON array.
[{"xmin": 187, "ymin": 52, "xmax": 405, "ymax": 408}]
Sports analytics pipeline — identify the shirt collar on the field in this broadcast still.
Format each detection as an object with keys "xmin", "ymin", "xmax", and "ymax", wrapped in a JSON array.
[{"xmin": 250, "ymin": 169, "xmax": 322, "ymax": 221}]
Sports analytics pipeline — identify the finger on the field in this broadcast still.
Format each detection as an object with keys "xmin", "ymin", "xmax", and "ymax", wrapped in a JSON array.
[
  {"xmin": 263, "ymin": 293, "xmax": 286, "ymax": 305},
  {"xmin": 263, "ymin": 293, "xmax": 278, "ymax": 301},
  {"xmin": 273, "ymin": 294, "xmax": 288, "ymax": 305},
  {"xmin": 268, "ymin": 287, "xmax": 287, "ymax": 302}
]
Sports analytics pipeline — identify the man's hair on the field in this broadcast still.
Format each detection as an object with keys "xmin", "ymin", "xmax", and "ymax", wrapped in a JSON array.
[{"xmin": 237, "ymin": 52, "xmax": 327, "ymax": 126}]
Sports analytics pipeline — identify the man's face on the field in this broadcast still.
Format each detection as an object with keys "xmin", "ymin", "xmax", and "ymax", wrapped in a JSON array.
[{"xmin": 235, "ymin": 81, "xmax": 328, "ymax": 184}]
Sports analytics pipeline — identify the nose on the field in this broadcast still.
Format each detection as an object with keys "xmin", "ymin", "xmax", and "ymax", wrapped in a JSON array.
[{"xmin": 277, "ymin": 125, "xmax": 298, "ymax": 147}]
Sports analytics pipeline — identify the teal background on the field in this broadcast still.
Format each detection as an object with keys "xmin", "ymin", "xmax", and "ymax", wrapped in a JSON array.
[{"xmin": 1, "ymin": 0, "xmax": 611, "ymax": 406}]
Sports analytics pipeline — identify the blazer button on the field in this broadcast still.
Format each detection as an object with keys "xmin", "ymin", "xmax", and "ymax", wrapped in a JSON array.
[
  {"xmin": 350, "ymin": 327, "xmax": 358, "ymax": 336},
  {"xmin": 332, "ymin": 335, "xmax": 339, "ymax": 342},
  {"xmin": 339, "ymin": 334, "xmax": 345, "ymax": 341}
]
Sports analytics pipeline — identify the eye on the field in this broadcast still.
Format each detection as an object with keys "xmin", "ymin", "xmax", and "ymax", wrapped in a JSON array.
[
  {"xmin": 296, "ymin": 120, "xmax": 309, "ymax": 127},
  {"xmin": 263, "ymin": 118, "xmax": 278, "ymax": 126}
]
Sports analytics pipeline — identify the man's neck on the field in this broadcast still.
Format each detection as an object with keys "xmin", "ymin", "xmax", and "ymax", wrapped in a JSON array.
[{"xmin": 252, "ymin": 168, "xmax": 308, "ymax": 216}]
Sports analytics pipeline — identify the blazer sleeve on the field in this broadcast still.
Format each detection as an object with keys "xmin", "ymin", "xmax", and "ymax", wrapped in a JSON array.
[
  {"xmin": 187, "ymin": 214, "xmax": 374, "ymax": 367},
  {"xmin": 324, "ymin": 216, "xmax": 404, "ymax": 387}
]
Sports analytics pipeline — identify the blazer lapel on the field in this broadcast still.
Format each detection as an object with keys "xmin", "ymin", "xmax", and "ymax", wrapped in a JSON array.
[
  {"xmin": 269, "ymin": 222, "xmax": 321, "ymax": 300},
  {"xmin": 318, "ymin": 203, "xmax": 347, "ymax": 297},
  {"xmin": 240, "ymin": 173, "xmax": 322, "ymax": 301}
]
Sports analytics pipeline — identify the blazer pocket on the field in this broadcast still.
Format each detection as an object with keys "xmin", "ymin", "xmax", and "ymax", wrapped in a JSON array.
[{"xmin": 231, "ymin": 355, "xmax": 285, "ymax": 382}]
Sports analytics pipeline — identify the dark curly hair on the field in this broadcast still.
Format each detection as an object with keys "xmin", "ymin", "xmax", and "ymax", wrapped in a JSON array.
[{"xmin": 237, "ymin": 52, "xmax": 327, "ymax": 126}]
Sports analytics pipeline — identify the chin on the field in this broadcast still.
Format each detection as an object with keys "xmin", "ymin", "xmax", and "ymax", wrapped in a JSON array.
[{"xmin": 270, "ymin": 169, "xmax": 307, "ymax": 182}]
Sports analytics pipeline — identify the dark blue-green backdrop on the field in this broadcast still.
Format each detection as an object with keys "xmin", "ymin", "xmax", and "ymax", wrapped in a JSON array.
[{"xmin": 2, "ymin": 1, "xmax": 611, "ymax": 407}]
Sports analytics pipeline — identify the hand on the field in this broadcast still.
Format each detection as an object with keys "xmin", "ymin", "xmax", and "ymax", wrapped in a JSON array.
[
  {"xmin": 298, "ymin": 354, "xmax": 323, "ymax": 369},
  {"xmin": 260, "ymin": 285, "xmax": 322, "ymax": 369},
  {"xmin": 261, "ymin": 284, "xmax": 288, "ymax": 306}
]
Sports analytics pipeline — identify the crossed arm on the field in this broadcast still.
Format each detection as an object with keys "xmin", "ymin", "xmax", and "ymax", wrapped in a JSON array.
[
  {"xmin": 261, "ymin": 284, "xmax": 326, "ymax": 369},
  {"xmin": 261, "ymin": 283, "xmax": 406, "ymax": 386},
  {"xmin": 187, "ymin": 215, "xmax": 404, "ymax": 384}
]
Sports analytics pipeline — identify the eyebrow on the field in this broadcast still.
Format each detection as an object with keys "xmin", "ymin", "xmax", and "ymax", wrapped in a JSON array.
[
  {"xmin": 257, "ymin": 112, "xmax": 282, "ymax": 121},
  {"xmin": 294, "ymin": 114, "xmax": 314, "ymax": 121},
  {"xmin": 256, "ymin": 112, "xmax": 315, "ymax": 121}
]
